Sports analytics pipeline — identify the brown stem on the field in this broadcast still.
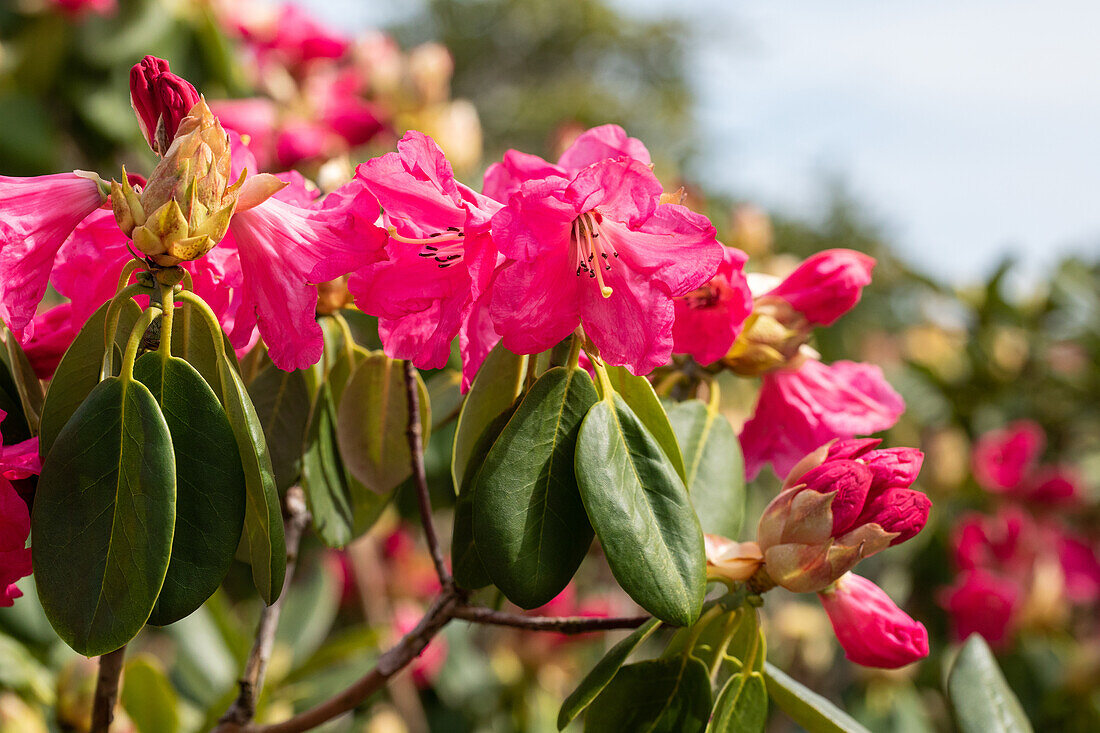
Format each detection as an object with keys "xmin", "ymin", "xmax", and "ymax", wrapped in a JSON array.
[
  {"xmin": 403, "ymin": 359, "xmax": 451, "ymax": 588},
  {"xmin": 217, "ymin": 487, "xmax": 311, "ymax": 729},
  {"xmin": 452, "ymin": 606, "xmax": 650, "ymax": 634},
  {"xmin": 243, "ymin": 589, "xmax": 461, "ymax": 733},
  {"xmin": 90, "ymin": 645, "xmax": 127, "ymax": 733}
]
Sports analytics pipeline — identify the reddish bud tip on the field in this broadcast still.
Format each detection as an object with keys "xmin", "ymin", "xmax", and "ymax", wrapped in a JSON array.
[
  {"xmin": 857, "ymin": 487, "xmax": 931, "ymax": 546},
  {"xmin": 129, "ymin": 55, "xmax": 200, "ymax": 155},
  {"xmin": 800, "ymin": 459, "xmax": 873, "ymax": 535},
  {"xmin": 819, "ymin": 573, "xmax": 929, "ymax": 668},
  {"xmin": 768, "ymin": 248, "xmax": 875, "ymax": 326}
]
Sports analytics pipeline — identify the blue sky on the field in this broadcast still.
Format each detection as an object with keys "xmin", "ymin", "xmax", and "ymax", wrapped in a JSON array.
[{"xmin": 304, "ymin": 0, "xmax": 1100, "ymax": 283}]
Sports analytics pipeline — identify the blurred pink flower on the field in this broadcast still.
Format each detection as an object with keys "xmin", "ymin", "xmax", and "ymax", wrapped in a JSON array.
[
  {"xmin": 393, "ymin": 601, "xmax": 447, "ymax": 686},
  {"xmin": 819, "ymin": 573, "xmax": 928, "ymax": 668},
  {"xmin": 939, "ymin": 569, "xmax": 1021, "ymax": 647},
  {"xmin": 48, "ymin": 0, "xmax": 116, "ymax": 17},
  {"xmin": 971, "ymin": 420, "xmax": 1044, "ymax": 493},
  {"xmin": 740, "ymin": 358, "xmax": 905, "ymax": 480}
]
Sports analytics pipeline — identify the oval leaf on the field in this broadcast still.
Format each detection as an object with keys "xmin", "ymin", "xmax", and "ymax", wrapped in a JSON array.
[
  {"xmin": 576, "ymin": 396, "xmax": 705, "ymax": 626},
  {"xmin": 947, "ymin": 635, "xmax": 1033, "ymax": 733},
  {"xmin": 452, "ymin": 405, "xmax": 518, "ymax": 590},
  {"xmin": 301, "ymin": 384, "xmax": 355, "ymax": 548},
  {"xmin": 170, "ymin": 300, "xmax": 239, "ymax": 401},
  {"xmin": 248, "ymin": 366, "xmax": 312, "ymax": 493},
  {"xmin": 335, "ymin": 352, "xmax": 430, "ymax": 494},
  {"xmin": 134, "ymin": 354, "xmax": 247, "ymax": 626},
  {"xmin": 668, "ymin": 400, "xmax": 745, "ymax": 538},
  {"xmin": 584, "ymin": 657, "xmax": 712, "ymax": 733},
  {"xmin": 451, "ymin": 341, "xmax": 527, "ymax": 491},
  {"xmin": 39, "ymin": 298, "xmax": 141, "ymax": 456},
  {"xmin": 764, "ymin": 662, "xmax": 871, "ymax": 733},
  {"xmin": 603, "ymin": 365, "xmax": 685, "ymax": 481},
  {"xmin": 121, "ymin": 654, "xmax": 180, "ymax": 733},
  {"xmin": 708, "ymin": 672, "xmax": 768, "ymax": 733},
  {"xmin": 558, "ymin": 618, "xmax": 661, "ymax": 730},
  {"xmin": 472, "ymin": 367, "xmax": 598, "ymax": 608},
  {"xmin": 32, "ymin": 377, "xmax": 176, "ymax": 656},
  {"xmin": 218, "ymin": 359, "xmax": 286, "ymax": 604}
]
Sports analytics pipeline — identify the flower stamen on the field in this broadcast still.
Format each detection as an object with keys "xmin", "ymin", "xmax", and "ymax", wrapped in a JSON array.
[
  {"xmin": 388, "ymin": 226, "xmax": 466, "ymax": 268},
  {"xmin": 571, "ymin": 211, "xmax": 617, "ymax": 298}
]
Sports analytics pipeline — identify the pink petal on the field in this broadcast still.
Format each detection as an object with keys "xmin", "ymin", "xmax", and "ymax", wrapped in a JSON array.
[
  {"xmin": 557, "ymin": 124, "xmax": 651, "ymax": 170},
  {"xmin": 820, "ymin": 573, "xmax": 928, "ymax": 668},
  {"xmin": 482, "ymin": 149, "xmax": 564, "ymax": 203}
]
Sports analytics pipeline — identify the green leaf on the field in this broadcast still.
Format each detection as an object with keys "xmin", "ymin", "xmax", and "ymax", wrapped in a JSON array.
[
  {"xmin": 575, "ymin": 395, "xmax": 705, "ymax": 626},
  {"xmin": 32, "ymin": 377, "xmax": 176, "ymax": 656},
  {"xmin": 557, "ymin": 618, "xmax": 661, "ymax": 730},
  {"xmin": 134, "ymin": 354, "xmax": 246, "ymax": 626},
  {"xmin": 0, "ymin": 324, "xmax": 44, "ymax": 436},
  {"xmin": 300, "ymin": 384, "xmax": 355, "ymax": 547},
  {"xmin": 451, "ymin": 341, "xmax": 527, "ymax": 491},
  {"xmin": 39, "ymin": 298, "xmax": 141, "ymax": 456},
  {"xmin": 947, "ymin": 635, "xmax": 1033, "ymax": 733},
  {"xmin": 327, "ymin": 343, "xmax": 368, "ymax": 408},
  {"xmin": 248, "ymin": 366, "xmax": 312, "ymax": 493},
  {"xmin": 603, "ymin": 365, "xmax": 685, "ymax": 481},
  {"xmin": 472, "ymin": 367, "xmax": 598, "ymax": 608},
  {"xmin": 217, "ymin": 359, "xmax": 286, "ymax": 604},
  {"xmin": 707, "ymin": 672, "xmax": 768, "ymax": 733},
  {"xmin": 335, "ymin": 352, "xmax": 430, "ymax": 494},
  {"xmin": 427, "ymin": 369, "xmax": 464, "ymax": 430},
  {"xmin": 584, "ymin": 657, "xmax": 712, "ymax": 733},
  {"xmin": 764, "ymin": 662, "xmax": 871, "ymax": 733},
  {"xmin": 452, "ymin": 405, "xmax": 517, "ymax": 590},
  {"xmin": 121, "ymin": 654, "xmax": 180, "ymax": 733},
  {"xmin": 170, "ymin": 299, "xmax": 239, "ymax": 401},
  {"xmin": 668, "ymin": 400, "xmax": 745, "ymax": 538}
]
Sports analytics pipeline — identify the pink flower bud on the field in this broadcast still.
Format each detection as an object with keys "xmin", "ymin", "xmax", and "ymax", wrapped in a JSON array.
[
  {"xmin": 1024, "ymin": 466, "xmax": 1080, "ymax": 504},
  {"xmin": 798, "ymin": 459, "xmax": 873, "ymax": 535},
  {"xmin": 818, "ymin": 573, "xmax": 928, "ymax": 668},
  {"xmin": 130, "ymin": 56, "xmax": 201, "ymax": 155},
  {"xmin": 855, "ymin": 488, "xmax": 930, "ymax": 546},
  {"xmin": 862, "ymin": 448, "xmax": 924, "ymax": 493},
  {"xmin": 768, "ymin": 249, "xmax": 875, "ymax": 326},
  {"xmin": 826, "ymin": 438, "xmax": 881, "ymax": 461}
]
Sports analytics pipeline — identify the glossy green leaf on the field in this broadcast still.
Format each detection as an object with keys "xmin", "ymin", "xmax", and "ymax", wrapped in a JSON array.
[
  {"xmin": 0, "ymin": 365, "xmax": 30, "ymax": 444},
  {"xmin": 451, "ymin": 341, "xmax": 527, "ymax": 491},
  {"xmin": 248, "ymin": 366, "xmax": 312, "ymax": 493},
  {"xmin": 301, "ymin": 384, "xmax": 355, "ymax": 547},
  {"xmin": 708, "ymin": 672, "xmax": 768, "ymax": 733},
  {"xmin": 335, "ymin": 352, "xmax": 430, "ymax": 494},
  {"xmin": 134, "ymin": 353, "xmax": 246, "ymax": 626},
  {"xmin": 584, "ymin": 657, "xmax": 712, "ymax": 733},
  {"xmin": 121, "ymin": 654, "xmax": 180, "ymax": 733},
  {"xmin": 764, "ymin": 662, "xmax": 871, "ymax": 733},
  {"xmin": 39, "ymin": 298, "xmax": 141, "ymax": 456},
  {"xmin": 947, "ymin": 635, "xmax": 1033, "ymax": 733},
  {"xmin": 32, "ymin": 377, "xmax": 176, "ymax": 656},
  {"xmin": 668, "ymin": 400, "xmax": 745, "ymax": 538},
  {"xmin": 327, "ymin": 343, "xmax": 369, "ymax": 408},
  {"xmin": 0, "ymin": 324, "xmax": 43, "ymax": 435},
  {"xmin": 557, "ymin": 618, "xmax": 661, "ymax": 730},
  {"xmin": 452, "ymin": 405, "xmax": 517, "ymax": 590},
  {"xmin": 218, "ymin": 360, "xmax": 286, "ymax": 604},
  {"xmin": 575, "ymin": 395, "xmax": 705, "ymax": 626},
  {"xmin": 472, "ymin": 367, "xmax": 598, "ymax": 608},
  {"xmin": 603, "ymin": 365, "xmax": 685, "ymax": 481}
]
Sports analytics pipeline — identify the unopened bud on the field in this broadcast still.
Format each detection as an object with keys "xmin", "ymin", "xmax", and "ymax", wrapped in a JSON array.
[
  {"xmin": 130, "ymin": 55, "xmax": 201, "ymax": 156},
  {"xmin": 767, "ymin": 249, "xmax": 875, "ymax": 327},
  {"xmin": 722, "ymin": 309, "xmax": 805, "ymax": 376}
]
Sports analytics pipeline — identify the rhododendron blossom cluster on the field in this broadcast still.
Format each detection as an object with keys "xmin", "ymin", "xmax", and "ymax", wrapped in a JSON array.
[{"xmin": 0, "ymin": 50, "xmax": 939, "ymax": 733}]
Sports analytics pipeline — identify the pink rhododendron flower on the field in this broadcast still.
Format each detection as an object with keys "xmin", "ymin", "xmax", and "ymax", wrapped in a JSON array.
[
  {"xmin": 818, "ymin": 573, "xmax": 928, "ymax": 668},
  {"xmin": 130, "ymin": 56, "xmax": 202, "ymax": 156},
  {"xmin": 740, "ymin": 357, "xmax": 906, "ymax": 480},
  {"xmin": 672, "ymin": 246, "xmax": 753, "ymax": 364},
  {"xmin": 346, "ymin": 131, "xmax": 501, "ymax": 385},
  {"xmin": 483, "ymin": 124, "xmax": 650, "ymax": 202},
  {"xmin": 971, "ymin": 420, "xmax": 1045, "ymax": 493},
  {"xmin": 939, "ymin": 569, "xmax": 1021, "ymax": 646},
  {"xmin": 1057, "ymin": 532, "xmax": 1100, "ymax": 604},
  {"xmin": 489, "ymin": 157, "xmax": 723, "ymax": 375},
  {"xmin": 209, "ymin": 98, "xmax": 279, "ymax": 169},
  {"xmin": 767, "ymin": 249, "xmax": 875, "ymax": 327},
  {"xmin": 0, "ymin": 420, "xmax": 39, "ymax": 608},
  {"xmin": 1024, "ymin": 466, "xmax": 1081, "ymax": 505},
  {"xmin": 0, "ymin": 173, "xmax": 105, "ymax": 334},
  {"xmin": 234, "ymin": 3, "xmax": 350, "ymax": 69},
  {"xmin": 23, "ymin": 303, "xmax": 76, "ymax": 379},
  {"xmin": 48, "ymin": 0, "xmax": 116, "ymax": 17},
  {"xmin": 757, "ymin": 441, "xmax": 929, "ymax": 593}
]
